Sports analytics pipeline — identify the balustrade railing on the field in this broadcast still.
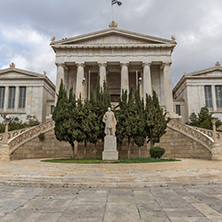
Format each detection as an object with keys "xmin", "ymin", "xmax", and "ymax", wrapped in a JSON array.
[
  {"xmin": 8, "ymin": 120, "xmax": 55, "ymax": 154},
  {"xmin": 0, "ymin": 128, "xmax": 28, "ymax": 143},
  {"xmin": 168, "ymin": 119, "xmax": 214, "ymax": 150}
]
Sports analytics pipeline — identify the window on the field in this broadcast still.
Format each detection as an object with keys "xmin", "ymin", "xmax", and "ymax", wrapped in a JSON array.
[
  {"xmin": 176, "ymin": 105, "xmax": 181, "ymax": 116},
  {"xmin": 204, "ymin": 86, "xmax": 212, "ymax": 107},
  {"xmin": 0, "ymin": 87, "xmax": 5, "ymax": 108},
  {"xmin": 50, "ymin": 105, "xmax": 54, "ymax": 114},
  {"xmin": 19, "ymin": 87, "xmax": 26, "ymax": 108},
  {"xmin": 215, "ymin": 85, "xmax": 222, "ymax": 107},
  {"xmin": 8, "ymin": 87, "xmax": 16, "ymax": 108}
]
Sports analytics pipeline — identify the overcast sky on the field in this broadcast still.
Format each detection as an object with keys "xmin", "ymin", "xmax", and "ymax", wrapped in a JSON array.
[{"xmin": 0, "ymin": 0, "xmax": 222, "ymax": 87}]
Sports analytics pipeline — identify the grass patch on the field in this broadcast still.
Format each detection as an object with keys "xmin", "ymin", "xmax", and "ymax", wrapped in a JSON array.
[{"xmin": 41, "ymin": 158, "xmax": 180, "ymax": 164}]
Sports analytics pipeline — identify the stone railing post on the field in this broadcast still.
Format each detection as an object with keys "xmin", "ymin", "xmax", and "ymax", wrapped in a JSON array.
[
  {"xmin": 211, "ymin": 118, "xmax": 222, "ymax": 161},
  {"xmin": 0, "ymin": 118, "xmax": 10, "ymax": 162}
]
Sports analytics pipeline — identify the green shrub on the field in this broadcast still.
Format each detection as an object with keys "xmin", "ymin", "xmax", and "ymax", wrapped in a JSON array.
[
  {"xmin": 38, "ymin": 133, "xmax": 45, "ymax": 141},
  {"xmin": 149, "ymin": 147, "xmax": 165, "ymax": 159}
]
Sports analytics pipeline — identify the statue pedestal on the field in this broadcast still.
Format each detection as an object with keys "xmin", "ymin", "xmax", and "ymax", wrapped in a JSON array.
[{"xmin": 102, "ymin": 136, "xmax": 118, "ymax": 160}]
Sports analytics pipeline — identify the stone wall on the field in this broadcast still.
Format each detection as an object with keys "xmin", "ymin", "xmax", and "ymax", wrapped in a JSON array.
[
  {"xmin": 157, "ymin": 128, "xmax": 212, "ymax": 160},
  {"xmin": 10, "ymin": 127, "xmax": 212, "ymax": 160}
]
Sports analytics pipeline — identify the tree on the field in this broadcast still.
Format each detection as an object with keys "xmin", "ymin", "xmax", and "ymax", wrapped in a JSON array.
[
  {"xmin": 145, "ymin": 91, "xmax": 169, "ymax": 148},
  {"xmin": 116, "ymin": 88, "xmax": 138, "ymax": 159},
  {"xmin": 133, "ymin": 89, "xmax": 146, "ymax": 157},
  {"xmin": 189, "ymin": 106, "xmax": 222, "ymax": 130},
  {"xmin": 52, "ymin": 81, "xmax": 76, "ymax": 158},
  {"xmin": 94, "ymin": 76, "xmax": 111, "ymax": 141}
]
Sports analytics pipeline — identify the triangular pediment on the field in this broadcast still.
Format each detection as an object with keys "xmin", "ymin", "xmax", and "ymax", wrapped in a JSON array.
[
  {"xmin": 0, "ymin": 68, "xmax": 45, "ymax": 79},
  {"xmin": 51, "ymin": 28, "xmax": 175, "ymax": 46},
  {"xmin": 187, "ymin": 66, "xmax": 222, "ymax": 78}
]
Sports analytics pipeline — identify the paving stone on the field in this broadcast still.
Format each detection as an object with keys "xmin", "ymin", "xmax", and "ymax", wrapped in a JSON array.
[
  {"xmin": 103, "ymin": 203, "xmax": 140, "ymax": 222},
  {"xmin": 66, "ymin": 203, "xmax": 105, "ymax": 219}
]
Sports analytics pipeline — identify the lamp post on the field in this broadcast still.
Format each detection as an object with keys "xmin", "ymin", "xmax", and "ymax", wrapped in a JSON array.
[
  {"xmin": 0, "ymin": 115, "xmax": 10, "ymax": 162},
  {"xmin": 211, "ymin": 114, "xmax": 222, "ymax": 161},
  {"xmin": 82, "ymin": 77, "xmax": 86, "ymax": 104},
  {"xmin": 139, "ymin": 77, "xmax": 142, "ymax": 100}
]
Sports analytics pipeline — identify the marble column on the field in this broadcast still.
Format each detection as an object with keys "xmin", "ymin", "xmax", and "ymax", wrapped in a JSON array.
[
  {"xmin": 3, "ymin": 87, "xmax": 9, "ymax": 112},
  {"xmin": 76, "ymin": 63, "xmax": 85, "ymax": 99},
  {"xmin": 14, "ymin": 86, "xmax": 19, "ymax": 111},
  {"xmin": 120, "ymin": 63, "xmax": 129, "ymax": 95},
  {"xmin": 99, "ymin": 63, "xmax": 107, "ymax": 89},
  {"xmin": 143, "ymin": 63, "xmax": 152, "ymax": 98},
  {"xmin": 163, "ymin": 63, "xmax": 173, "ymax": 113},
  {"xmin": 55, "ymin": 63, "xmax": 65, "ymax": 103},
  {"xmin": 212, "ymin": 85, "xmax": 217, "ymax": 111}
]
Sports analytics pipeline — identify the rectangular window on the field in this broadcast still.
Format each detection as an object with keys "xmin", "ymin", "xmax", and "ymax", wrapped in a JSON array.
[
  {"xmin": 204, "ymin": 86, "xmax": 212, "ymax": 107},
  {"xmin": 19, "ymin": 87, "xmax": 26, "ymax": 108},
  {"xmin": 176, "ymin": 105, "xmax": 181, "ymax": 116},
  {"xmin": 8, "ymin": 87, "xmax": 16, "ymax": 108},
  {"xmin": 50, "ymin": 105, "xmax": 54, "ymax": 114},
  {"xmin": 215, "ymin": 85, "xmax": 222, "ymax": 107},
  {"xmin": 0, "ymin": 87, "xmax": 5, "ymax": 108}
]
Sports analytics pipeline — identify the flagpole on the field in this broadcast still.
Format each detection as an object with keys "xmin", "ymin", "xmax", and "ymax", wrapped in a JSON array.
[{"xmin": 112, "ymin": 2, "xmax": 114, "ymax": 21}]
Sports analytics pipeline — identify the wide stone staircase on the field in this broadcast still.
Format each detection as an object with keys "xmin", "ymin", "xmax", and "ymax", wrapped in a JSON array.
[{"xmin": 1, "ymin": 119, "xmax": 222, "ymax": 161}]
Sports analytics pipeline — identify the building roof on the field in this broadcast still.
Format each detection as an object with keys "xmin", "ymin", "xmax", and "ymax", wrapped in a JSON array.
[
  {"xmin": 0, "ymin": 64, "xmax": 55, "ymax": 91},
  {"xmin": 50, "ymin": 21, "xmax": 176, "ymax": 52},
  {"xmin": 173, "ymin": 62, "xmax": 222, "ymax": 95}
]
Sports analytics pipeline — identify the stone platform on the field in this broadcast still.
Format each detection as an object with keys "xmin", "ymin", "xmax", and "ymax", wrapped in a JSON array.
[{"xmin": 0, "ymin": 159, "xmax": 222, "ymax": 188}]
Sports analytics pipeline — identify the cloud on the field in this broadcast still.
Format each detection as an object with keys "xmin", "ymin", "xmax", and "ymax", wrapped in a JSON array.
[
  {"xmin": 0, "ymin": 0, "xmax": 222, "ymax": 87},
  {"xmin": 0, "ymin": 24, "xmax": 56, "ymax": 83}
]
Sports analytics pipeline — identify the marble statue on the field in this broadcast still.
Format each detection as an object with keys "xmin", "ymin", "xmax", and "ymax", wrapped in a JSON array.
[{"xmin": 102, "ymin": 107, "xmax": 117, "ymax": 136}]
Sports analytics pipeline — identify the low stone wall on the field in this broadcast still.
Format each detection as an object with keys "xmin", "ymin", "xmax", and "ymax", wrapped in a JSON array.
[{"xmin": 10, "ymin": 127, "xmax": 211, "ymax": 160}]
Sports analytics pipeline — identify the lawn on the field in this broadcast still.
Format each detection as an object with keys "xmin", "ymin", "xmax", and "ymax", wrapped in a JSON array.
[{"xmin": 41, "ymin": 158, "xmax": 180, "ymax": 164}]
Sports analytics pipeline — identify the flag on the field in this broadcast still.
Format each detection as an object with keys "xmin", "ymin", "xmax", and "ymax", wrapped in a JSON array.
[{"xmin": 112, "ymin": 0, "xmax": 122, "ymax": 6}]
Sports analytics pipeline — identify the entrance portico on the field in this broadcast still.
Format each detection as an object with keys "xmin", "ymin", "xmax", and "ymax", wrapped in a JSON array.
[{"xmin": 51, "ymin": 21, "xmax": 176, "ymax": 114}]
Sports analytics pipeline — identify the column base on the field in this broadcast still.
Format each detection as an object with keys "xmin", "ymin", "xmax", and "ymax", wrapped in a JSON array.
[
  {"xmin": 102, "ymin": 136, "xmax": 118, "ymax": 160},
  {"xmin": 0, "ymin": 144, "xmax": 10, "ymax": 162},
  {"xmin": 211, "ymin": 143, "xmax": 222, "ymax": 161}
]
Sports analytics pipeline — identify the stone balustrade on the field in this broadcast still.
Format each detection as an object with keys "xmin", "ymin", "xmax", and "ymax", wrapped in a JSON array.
[
  {"xmin": 168, "ymin": 119, "xmax": 214, "ymax": 152},
  {"xmin": 192, "ymin": 126, "xmax": 222, "ymax": 141},
  {"xmin": 0, "ymin": 128, "xmax": 28, "ymax": 143},
  {"xmin": 8, "ymin": 120, "xmax": 55, "ymax": 154}
]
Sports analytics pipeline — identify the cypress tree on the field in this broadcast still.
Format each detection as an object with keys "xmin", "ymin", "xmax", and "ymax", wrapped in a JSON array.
[
  {"xmin": 133, "ymin": 89, "xmax": 146, "ymax": 157},
  {"xmin": 145, "ymin": 91, "xmax": 169, "ymax": 148},
  {"xmin": 52, "ymin": 81, "xmax": 77, "ymax": 158},
  {"xmin": 116, "ymin": 88, "xmax": 138, "ymax": 159}
]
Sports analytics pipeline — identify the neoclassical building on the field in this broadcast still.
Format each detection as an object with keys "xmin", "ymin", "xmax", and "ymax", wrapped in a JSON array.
[
  {"xmin": 0, "ymin": 63, "xmax": 55, "ymax": 122},
  {"xmin": 51, "ymin": 21, "xmax": 177, "ymax": 115},
  {"xmin": 173, "ymin": 61, "xmax": 222, "ymax": 123}
]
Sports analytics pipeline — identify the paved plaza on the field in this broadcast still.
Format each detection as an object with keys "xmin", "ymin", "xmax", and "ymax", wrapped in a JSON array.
[
  {"xmin": 1, "ymin": 185, "xmax": 222, "ymax": 222},
  {"xmin": 0, "ymin": 159, "xmax": 222, "ymax": 221}
]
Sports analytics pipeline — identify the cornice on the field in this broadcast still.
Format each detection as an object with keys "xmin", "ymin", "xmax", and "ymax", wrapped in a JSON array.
[
  {"xmin": 50, "ymin": 27, "xmax": 176, "ymax": 46},
  {"xmin": 51, "ymin": 44, "xmax": 176, "ymax": 50}
]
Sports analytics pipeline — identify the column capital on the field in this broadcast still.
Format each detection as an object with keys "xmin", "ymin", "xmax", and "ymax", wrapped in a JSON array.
[
  {"xmin": 76, "ymin": 63, "xmax": 85, "ymax": 68},
  {"xmin": 120, "ymin": 62, "xmax": 129, "ymax": 67},
  {"xmin": 142, "ymin": 62, "xmax": 151, "ymax": 67},
  {"xmin": 98, "ymin": 63, "xmax": 107, "ymax": 67},
  {"xmin": 56, "ymin": 63, "xmax": 65, "ymax": 67},
  {"xmin": 162, "ymin": 62, "xmax": 172, "ymax": 67}
]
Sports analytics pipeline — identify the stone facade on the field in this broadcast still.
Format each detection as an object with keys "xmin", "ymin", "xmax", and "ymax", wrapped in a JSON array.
[
  {"xmin": 51, "ymin": 21, "xmax": 176, "ymax": 115},
  {"xmin": 173, "ymin": 62, "xmax": 222, "ymax": 123},
  {"xmin": 0, "ymin": 64, "xmax": 55, "ymax": 123},
  {"xmin": 10, "ymin": 127, "xmax": 211, "ymax": 160}
]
